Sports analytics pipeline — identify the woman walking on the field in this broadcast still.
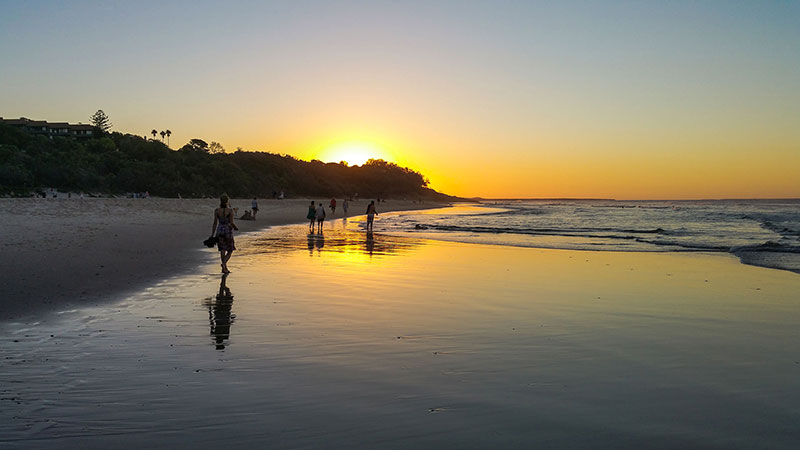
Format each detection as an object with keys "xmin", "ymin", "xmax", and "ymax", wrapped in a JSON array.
[
  {"xmin": 307, "ymin": 201, "xmax": 316, "ymax": 232},
  {"xmin": 212, "ymin": 194, "xmax": 238, "ymax": 273}
]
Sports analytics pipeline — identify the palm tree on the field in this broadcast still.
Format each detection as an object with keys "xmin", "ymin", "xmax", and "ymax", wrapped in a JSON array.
[
  {"xmin": 151, "ymin": 129, "xmax": 157, "ymax": 140},
  {"xmin": 160, "ymin": 130, "xmax": 166, "ymax": 142},
  {"xmin": 165, "ymin": 130, "xmax": 172, "ymax": 147}
]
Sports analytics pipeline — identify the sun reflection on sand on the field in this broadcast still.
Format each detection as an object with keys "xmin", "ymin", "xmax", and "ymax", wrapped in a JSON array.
[{"xmin": 244, "ymin": 217, "xmax": 426, "ymax": 262}]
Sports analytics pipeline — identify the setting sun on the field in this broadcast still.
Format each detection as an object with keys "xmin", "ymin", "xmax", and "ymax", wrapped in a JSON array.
[{"xmin": 319, "ymin": 142, "xmax": 388, "ymax": 166}]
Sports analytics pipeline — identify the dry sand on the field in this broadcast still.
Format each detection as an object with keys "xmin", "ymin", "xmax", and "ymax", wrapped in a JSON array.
[{"xmin": 0, "ymin": 197, "xmax": 445, "ymax": 320}]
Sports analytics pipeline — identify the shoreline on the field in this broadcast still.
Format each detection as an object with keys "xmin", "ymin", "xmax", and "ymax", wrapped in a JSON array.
[
  {"xmin": 391, "ymin": 232, "xmax": 800, "ymax": 275},
  {"xmin": 0, "ymin": 197, "xmax": 447, "ymax": 321}
]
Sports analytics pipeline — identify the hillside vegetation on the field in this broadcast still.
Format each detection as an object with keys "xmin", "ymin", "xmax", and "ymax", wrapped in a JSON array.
[{"xmin": 0, "ymin": 124, "xmax": 455, "ymax": 200}]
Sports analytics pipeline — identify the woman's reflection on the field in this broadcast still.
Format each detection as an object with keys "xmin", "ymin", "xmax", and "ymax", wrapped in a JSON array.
[{"xmin": 208, "ymin": 273, "xmax": 235, "ymax": 350}]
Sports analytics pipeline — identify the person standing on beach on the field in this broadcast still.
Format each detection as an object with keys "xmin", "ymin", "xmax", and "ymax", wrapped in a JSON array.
[
  {"xmin": 251, "ymin": 198, "xmax": 259, "ymax": 220},
  {"xmin": 366, "ymin": 200, "xmax": 378, "ymax": 231},
  {"xmin": 342, "ymin": 199, "xmax": 349, "ymax": 216},
  {"xmin": 315, "ymin": 202, "xmax": 326, "ymax": 233},
  {"xmin": 212, "ymin": 194, "xmax": 238, "ymax": 274},
  {"xmin": 329, "ymin": 198, "xmax": 337, "ymax": 215},
  {"xmin": 307, "ymin": 201, "xmax": 316, "ymax": 232}
]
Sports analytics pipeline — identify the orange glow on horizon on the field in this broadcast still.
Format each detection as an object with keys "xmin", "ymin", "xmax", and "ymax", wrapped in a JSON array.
[
  {"xmin": 316, "ymin": 141, "xmax": 389, "ymax": 167},
  {"xmin": 4, "ymin": 2, "xmax": 799, "ymax": 200},
  {"xmin": 252, "ymin": 132, "xmax": 799, "ymax": 200}
]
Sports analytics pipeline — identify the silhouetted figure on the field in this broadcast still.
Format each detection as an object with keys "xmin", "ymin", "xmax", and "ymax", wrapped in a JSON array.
[
  {"xmin": 315, "ymin": 202, "xmax": 326, "ymax": 233},
  {"xmin": 329, "ymin": 198, "xmax": 337, "ymax": 215},
  {"xmin": 208, "ymin": 273, "xmax": 235, "ymax": 350},
  {"xmin": 251, "ymin": 198, "xmax": 259, "ymax": 219},
  {"xmin": 366, "ymin": 200, "xmax": 378, "ymax": 231},
  {"xmin": 307, "ymin": 201, "xmax": 316, "ymax": 232},
  {"xmin": 212, "ymin": 194, "xmax": 238, "ymax": 273},
  {"xmin": 343, "ymin": 199, "xmax": 349, "ymax": 215}
]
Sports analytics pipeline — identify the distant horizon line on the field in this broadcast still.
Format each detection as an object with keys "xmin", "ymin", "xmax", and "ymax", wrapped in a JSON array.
[{"xmin": 467, "ymin": 197, "xmax": 800, "ymax": 202}]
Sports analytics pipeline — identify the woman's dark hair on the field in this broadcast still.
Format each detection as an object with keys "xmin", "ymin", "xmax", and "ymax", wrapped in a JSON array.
[{"xmin": 220, "ymin": 194, "xmax": 229, "ymax": 208}]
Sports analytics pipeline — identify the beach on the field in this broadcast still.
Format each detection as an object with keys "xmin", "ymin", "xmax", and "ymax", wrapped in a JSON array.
[
  {"xmin": 2, "ymin": 212, "xmax": 800, "ymax": 448},
  {"xmin": 4, "ymin": 2, "xmax": 798, "ymax": 447},
  {"xmin": 0, "ymin": 197, "xmax": 443, "ymax": 320}
]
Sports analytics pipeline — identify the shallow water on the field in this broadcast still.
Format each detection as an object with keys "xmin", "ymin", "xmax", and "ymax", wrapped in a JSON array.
[
  {"xmin": 382, "ymin": 200, "xmax": 800, "ymax": 273},
  {"xmin": 2, "ymin": 215, "xmax": 800, "ymax": 449}
]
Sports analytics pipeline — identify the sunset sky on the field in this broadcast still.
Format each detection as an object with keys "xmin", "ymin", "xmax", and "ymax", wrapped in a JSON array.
[{"xmin": 1, "ymin": 1, "xmax": 798, "ymax": 199}]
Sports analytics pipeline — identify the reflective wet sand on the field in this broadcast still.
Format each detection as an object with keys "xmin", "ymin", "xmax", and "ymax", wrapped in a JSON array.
[{"xmin": 2, "ymin": 218, "xmax": 799, "ymax": 449}]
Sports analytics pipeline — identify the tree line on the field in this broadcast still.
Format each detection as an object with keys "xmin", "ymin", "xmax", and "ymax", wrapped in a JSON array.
[{"xmin": 0, "ymin": 123, "xmax": 456, "ymax": 200}]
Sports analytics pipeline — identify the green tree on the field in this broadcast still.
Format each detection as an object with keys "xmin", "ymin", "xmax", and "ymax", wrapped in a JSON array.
[
  {"xmin": 209, "ymin": 141, "xmax": 225, "ymax": 154},
  {"xmin": 181, "ymin": 138, "xmax": 209, "ymax": 152},
  {"xmin": 90, "ymin": 110, "xmax": 112, "ymax": 131}
]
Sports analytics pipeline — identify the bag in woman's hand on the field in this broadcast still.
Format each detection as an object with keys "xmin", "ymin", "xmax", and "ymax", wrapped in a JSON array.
[{"xmin": 203, "ymin": 236, "xmax": 218, "ymax": 248}]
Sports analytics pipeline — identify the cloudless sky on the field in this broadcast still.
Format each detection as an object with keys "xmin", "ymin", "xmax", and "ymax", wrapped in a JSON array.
[{"xmin": 1, "ymin": 0, "xmax": 798, "ymax": 198}]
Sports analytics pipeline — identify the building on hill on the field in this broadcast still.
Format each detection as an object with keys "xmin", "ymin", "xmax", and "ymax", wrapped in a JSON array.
[{"xmin": 0, "ymin": 117, "xmax": 95, "ymax": 138}]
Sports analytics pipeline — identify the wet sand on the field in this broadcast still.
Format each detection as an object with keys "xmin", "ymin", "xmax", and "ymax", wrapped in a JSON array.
[
  {"xmin": 0, "ymin": 197, "xmax": 444, "ymax": 320},
  {"xmin": 1, "ymin": 218, "xmax": 799, "ymax": 449}
]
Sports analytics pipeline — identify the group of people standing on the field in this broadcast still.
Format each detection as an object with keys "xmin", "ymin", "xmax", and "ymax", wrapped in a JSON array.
[
  {"xmin": 307, "ymin": 198, "xmax": 377, "ymax": 233},
  {"xmin": 212, "ymin": 195, "xmax": 381, "ymax": 273}
]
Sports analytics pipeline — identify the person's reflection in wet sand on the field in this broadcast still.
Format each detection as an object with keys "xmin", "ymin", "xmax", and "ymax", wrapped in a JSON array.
[
  {"xmin": 208, "ymin": 273, "xmax": 235, "ymax": 350},
  {"xmin": 307, "ymin": 233, "xmax": 315, "ymax": 255},
  {"xmin": 315, "ymin": 234, "xmax": 325, "ymax": 251},
  {"xmin": 365, "ymin": 231, "xmax": 375, "ymax": 256}
]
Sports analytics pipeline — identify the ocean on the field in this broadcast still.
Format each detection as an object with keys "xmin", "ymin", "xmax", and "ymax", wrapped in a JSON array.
[{"xmin": 371, "ymin": 199, "xmax": 800, "ymax": 274}]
